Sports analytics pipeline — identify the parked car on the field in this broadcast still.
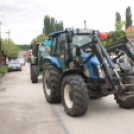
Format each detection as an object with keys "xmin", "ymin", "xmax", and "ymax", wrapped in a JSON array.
[
  {"xmin": 8, "ymin": 58, "xmax": 22, "ymax": 72},
  {"xmin": 18, "ymin": 56, "xmax": 25, "ymax": 65}
]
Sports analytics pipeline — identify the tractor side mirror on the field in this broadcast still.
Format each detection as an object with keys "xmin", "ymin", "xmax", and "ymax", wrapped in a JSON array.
[
  {"xmin": 44, "ymin": 39, "xmax": 52, "ymax": 46},
  {"xmin": 66, "ymin": 32, "xmax": 74, "ymax": 44},
  {"xmin": 99, "ymin": 32, "xmax": 107, "ymax": 40}
]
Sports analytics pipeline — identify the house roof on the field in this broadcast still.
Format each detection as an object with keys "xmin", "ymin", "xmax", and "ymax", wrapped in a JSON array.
[
  {"xmin": 125, "ymin": 26, "xmax": 134, "ymax": 36},
  {"xmin": 125, "ymin": 25, "xmax": 134, "ymax": 31}
]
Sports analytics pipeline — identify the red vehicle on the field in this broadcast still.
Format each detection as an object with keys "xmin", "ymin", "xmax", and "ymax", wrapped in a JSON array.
[{"xmin": 25, "ymin": 50, "xmax": 32, "ymax": 62}]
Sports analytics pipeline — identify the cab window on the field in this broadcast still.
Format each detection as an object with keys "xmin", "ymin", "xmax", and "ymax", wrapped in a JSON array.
[{"xmin": 56, "ymin": 34, "xmax": 65, "ymax": 56}]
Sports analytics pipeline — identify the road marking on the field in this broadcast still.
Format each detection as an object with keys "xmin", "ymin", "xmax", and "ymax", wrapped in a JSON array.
[{"xmin": 51, "ymin": 105, "xmax": 71, "ymax": 134}]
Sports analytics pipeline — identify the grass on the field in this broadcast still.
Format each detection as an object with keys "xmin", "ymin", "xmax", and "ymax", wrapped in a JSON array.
[{"xmin": 0, "ymin": 66, "xmax": 7, "ymax": 75}]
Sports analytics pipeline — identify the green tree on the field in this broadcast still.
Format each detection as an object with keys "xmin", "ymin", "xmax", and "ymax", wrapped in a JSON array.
[
  {"xmin": 31, "ymin": 34, "xmax": 47, "ymax": 46},
  {"xmin": 1, "ymin": 39, "xmax": 20, "ymax": 58},
  {"xmin": 115, "ymin": 12, "xmax": 125, "ymax": 31},
  {"xmin": 101, "ymin": 30, "xmax": 126, "ymax": 47},
  {"xmin": 17, "ymin": 45, "xmax": 30, "ymax": 51},
  {"xmin": 115, "ymin": 11, "xmax": 126, "ymax": 31},
  {"xmin": 125, "ymin": 6, "xmax": 133, "ymax": 29},
  {"xmin": 50, "ymin": 17, "xmax": 56, "ymax": 31},
  {"xmin": 0, "ymin": 38, "xmax": 20, "ymax": 66},
  {"xmin": 43, "ymin": 15, "xmax": 64, "ymax": 36},
  {"xmin": 43, "ymin": 15, "xmax": 51, "ymax": 36},
  {"xmin": 116, "ymin": 12, "xmax": 121, "ymax": 22},
  {"xmin": 115, "ymin": 21, "xmax": 126, "ymax": 31},
  {"xmin": 56, "ymin": 21, "xmax": 64, "ymax": 31}
]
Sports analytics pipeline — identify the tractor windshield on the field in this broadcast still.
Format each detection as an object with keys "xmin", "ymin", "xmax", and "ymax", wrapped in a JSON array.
[
  {"xmin": 72, "ymin": 34, "xmax": 92, "ymax": 46},
  {"xmin": 39, "ymin": 45, "xmax": 50, "ymax": 57},
  {"xmin": 71, "ymin": 34, "xmax": 92, "ymax": 57}
]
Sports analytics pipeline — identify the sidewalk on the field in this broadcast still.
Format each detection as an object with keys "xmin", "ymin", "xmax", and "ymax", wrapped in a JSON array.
[{"xmin": 0, "ymin": 72, "xmax": 6, "ymax": 79}]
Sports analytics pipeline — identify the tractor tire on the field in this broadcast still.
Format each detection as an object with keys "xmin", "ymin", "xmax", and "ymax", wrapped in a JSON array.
[
  {"xmin": 62, "ymin": 75, "xmax": 89, "ymax": 116},
  {"xmin": 30, "ymin": 60, "xmax": 32, "ymax": 80},
  {"xmin": 31, "ymin": 65, "xmax": 38, "ymax": 83},
  {"xmin": 90, "ymin": 96, "xmax": 101, "ymax": 99},
  {"xmin": 43, "ymin": 62, "xmax": 61, "ymax": 103},
  {"xmin": 114, "ymin": 76, "xmax": 134, "ymax": 109}
]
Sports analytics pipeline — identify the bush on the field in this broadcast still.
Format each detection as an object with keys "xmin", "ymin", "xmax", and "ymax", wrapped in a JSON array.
[
  {"xmin": 0, "ymin": 66, "xmax": 7, "ymax": 75},
  {"xmin": 101, "ymin": 30, "xmax": 126, "ymax": 47}
]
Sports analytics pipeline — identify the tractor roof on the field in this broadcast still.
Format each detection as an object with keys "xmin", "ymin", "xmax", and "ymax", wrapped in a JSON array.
[
  {"xmin": 49, "ymin": 30, "xmax": 74, "ymax": 37},
  {"xmin": 49, "ymin": 29, "xmax": 99, "ymax": 37},
  {"xmin": 49, "ymin": 31, "xmax": 64, "ymax": 37}
]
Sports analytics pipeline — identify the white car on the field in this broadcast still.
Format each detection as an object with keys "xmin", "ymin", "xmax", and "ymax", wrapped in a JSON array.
[
  {"xmin": 8, "ymin": 59, "xmax": 22, "ymax": 71},
  {"xmin": 18, "ymin": 56, "xmax": 25, "ymax": 65}
]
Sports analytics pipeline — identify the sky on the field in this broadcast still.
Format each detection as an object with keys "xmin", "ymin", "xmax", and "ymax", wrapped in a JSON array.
[{"xmin": 0, "ymin": 0, "xmax": 134, "ymax": 44}]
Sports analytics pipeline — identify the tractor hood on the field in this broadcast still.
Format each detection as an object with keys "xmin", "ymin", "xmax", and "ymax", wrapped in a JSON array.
[{"xmin": 81, "ymin": 53, "xmax": 108, "ymax": 65}]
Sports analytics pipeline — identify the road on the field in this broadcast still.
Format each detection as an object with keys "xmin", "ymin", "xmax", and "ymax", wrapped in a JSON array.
[{"xmin": 0, "ymin": 63, "xmax": 134, "ymax": 134}]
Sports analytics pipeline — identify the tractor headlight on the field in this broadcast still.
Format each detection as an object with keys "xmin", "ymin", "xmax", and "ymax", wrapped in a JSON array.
[
  {"xmin": 69, "ymin": 61, "xmax": 75, "ymax": 69},
  {"xmin": 97, "ymin": 65, "xmax": 105, "ymax": 78}
]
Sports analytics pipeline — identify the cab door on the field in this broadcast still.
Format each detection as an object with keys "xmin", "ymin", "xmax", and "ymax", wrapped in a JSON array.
[{"xmin": 55, "ymin": 33, "xmax": 68, "ymax": 70}]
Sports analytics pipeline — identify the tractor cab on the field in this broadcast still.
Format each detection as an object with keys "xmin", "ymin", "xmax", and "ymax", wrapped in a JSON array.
[{"xmin": 47, "ymin": 30, "xmax": 94, "ymax": 70}]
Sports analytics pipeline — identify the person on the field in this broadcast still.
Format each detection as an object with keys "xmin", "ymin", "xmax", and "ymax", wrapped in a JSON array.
[{"xmin": 110, "ymin": 52, "xmax": 116, "ymax": 58}]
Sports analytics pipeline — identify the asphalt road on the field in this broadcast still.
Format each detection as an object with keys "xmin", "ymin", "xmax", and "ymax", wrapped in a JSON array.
[{"xmin": 0, "ymin": 63, "xmax": 134, "ymax": 134}]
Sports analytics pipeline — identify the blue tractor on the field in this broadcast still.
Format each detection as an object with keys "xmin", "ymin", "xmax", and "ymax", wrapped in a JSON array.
[{"xmin": 43, "ymin": 29, "xmax": 134, "ymax": 116}]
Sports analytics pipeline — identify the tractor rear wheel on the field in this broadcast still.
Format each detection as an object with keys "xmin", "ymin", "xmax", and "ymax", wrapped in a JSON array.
[
  {"xmin": 62, "ymin": 75, "xmax": 89, "ymax": 116},
  {"xmin": 43, "ymin": 62, "xmax": 61, "ymax": 103},
  {"xmin": 114, "ymin": 76, "xmax": 134, "ymax": 109},
  {"xmin": 31, "ymin": 65, "xmax": 38, "ymax": 83}
]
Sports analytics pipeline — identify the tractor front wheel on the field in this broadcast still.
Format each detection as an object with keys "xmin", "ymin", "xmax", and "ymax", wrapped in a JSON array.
[
  {"xmin": 114, "ymin": 76, "xmax": 134, "ymax": 109},
  {"xmin": 31, "ymin": 65, "xmax": 38, "ymax": 83},
  {"xmin": 62, "ymin": 75, "xmax": 89, "ymax": 116}
]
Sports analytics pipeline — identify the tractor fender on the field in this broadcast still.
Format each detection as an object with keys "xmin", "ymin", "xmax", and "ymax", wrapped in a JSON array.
[
  {"xmin": 44, "ymin": 57, "xmax": 61, "ymax": 69},
  {"xmin": 60, "ymin": 69, "xmax": 86, "ymax": 82}
]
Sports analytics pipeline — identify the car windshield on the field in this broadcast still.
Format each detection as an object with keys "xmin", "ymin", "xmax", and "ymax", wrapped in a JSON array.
[
  {"xmin": 71, "ymin": 35, "xmax": 92, "ymax": 47},
  {"xmin": 19, "ymin": 57, "xmax": 24, "ymax": 60},
  {"xmin": 9, "ymin": 59, "xmax": 20, "ymax": 64}
]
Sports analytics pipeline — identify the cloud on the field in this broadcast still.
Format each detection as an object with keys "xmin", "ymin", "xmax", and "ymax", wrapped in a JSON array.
[{"xmin": 0, "ymin": 0, "xmax": 133, "ymax": 44}]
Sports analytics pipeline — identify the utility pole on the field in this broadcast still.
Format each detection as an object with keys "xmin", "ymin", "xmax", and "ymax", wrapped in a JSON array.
[
  {"xmin": 0, "ymin": 22, "xmax": 1, "ymax": 51},
  {"xmin": 0, "ymin": 15, "xmax": 4, "ymax": 51},
  {"xmin": 0, "ymin": 21, "xmax": 2, "ymax": 67},
  {"xmin": 0, "ymin": 22, "xmax": 1, "ymax": 38},
  {"xmin": 0, "ymin": 15, "xmax": 4, "ymax": 66}
]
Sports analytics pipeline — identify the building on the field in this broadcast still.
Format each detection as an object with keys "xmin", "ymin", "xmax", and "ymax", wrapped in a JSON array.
[{"xmin": 125, "ymin": 25, "xmax": 134, "ymax": 43}]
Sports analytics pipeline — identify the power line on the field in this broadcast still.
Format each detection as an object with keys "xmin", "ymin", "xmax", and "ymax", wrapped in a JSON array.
[{"xmin": 2, "ymin": 23, "xmax": 41, "ymax": 33}]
